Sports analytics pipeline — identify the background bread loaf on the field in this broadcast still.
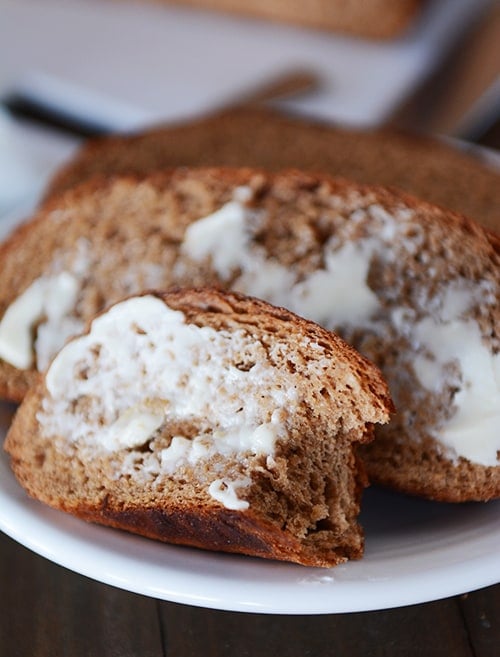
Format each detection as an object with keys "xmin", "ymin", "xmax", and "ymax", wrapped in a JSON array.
[
  {"xmin": 0, "ymin": 167, "xmax": 498, "ymax": 502},
  {"xmin": 45, "ymin": 107, "xmax": 500, "ymax": 233}
]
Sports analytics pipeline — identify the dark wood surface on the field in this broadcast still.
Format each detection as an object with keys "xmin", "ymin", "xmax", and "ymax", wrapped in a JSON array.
[{"xmin": 0, "ymin": 530, "xmax": 498, "ymax": 656}]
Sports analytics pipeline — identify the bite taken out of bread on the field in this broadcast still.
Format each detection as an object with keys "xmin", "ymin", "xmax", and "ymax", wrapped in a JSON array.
[
  {"xmin": 0, "ymin": 167, "xmax": 498, "ymax": 502},
  {"xmin": 4, "ymin": 288, "xmax": 393, "ymax": 567}
]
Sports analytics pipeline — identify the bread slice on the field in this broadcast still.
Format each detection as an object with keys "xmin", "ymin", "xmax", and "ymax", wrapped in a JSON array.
[
  {"xmin": 0, "ymin": 167, "xmax": 498, "ymax": 502},
  {"xmin": 45, "ymin": 106, "xmax": 500, "ymax": 232},
  {"xmin": 4, "ymin": 288, "xmax": 392, "ymax": 567}
]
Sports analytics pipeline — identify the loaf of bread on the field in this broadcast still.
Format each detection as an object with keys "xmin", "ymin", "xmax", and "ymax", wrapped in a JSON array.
[
  {"xmin": 151, "ymin": 0, "xmax": 424, "ymax": 38},
  {"xmin": 0, "ymin": 168, "xmax": 498, "ymax": 502},
  {"xmin": 4, "ymin": 288, "xmax": 392, "ymax": 567},
  {"xmin": 45, "ymin": 106, "xmax": 500, "ymax": 232}
]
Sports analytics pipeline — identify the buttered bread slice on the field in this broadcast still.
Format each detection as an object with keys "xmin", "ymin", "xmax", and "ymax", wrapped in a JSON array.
[
  {"xmin": 5, "ymin": 289, "xmax": 392, "ymax": 567},
  {"xmin": 0, "ymin": 168, "xmax": 498, "ymax": 501}
]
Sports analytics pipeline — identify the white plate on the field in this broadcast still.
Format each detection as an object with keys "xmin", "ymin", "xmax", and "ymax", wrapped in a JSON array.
[
  {"xmin": 0, "ymin": 400, "xmax": 498, "ymax": 615},
  {"xmin": 0, "ymin": 122, "xmax": 498, "ymax": 615}
]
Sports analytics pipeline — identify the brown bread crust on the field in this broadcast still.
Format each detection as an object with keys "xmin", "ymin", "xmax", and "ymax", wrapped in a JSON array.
[
  {"xmin": 0, "ymin": 168, "xmax": 498, "ymax": 502},
  {"xmin": 45, "ymin": 106, "xmax": 500, "ymax": 232},
  {"xmin": 5, "ymin": 288, "xmax": 392, "ymax": 567}
]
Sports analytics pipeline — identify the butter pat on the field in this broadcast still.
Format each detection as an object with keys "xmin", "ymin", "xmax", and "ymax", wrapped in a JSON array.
[
  {"xmin": 291, "ymin": 241, "xmax": 380, "ymax": 327},
  {"xmin": 182, "ymin": 201, "xmax": 249, "ymax": 278},
  {"xmin": 160, "ymin": 436, "xmax": 192, "ymax": 473},
  {"xmin": 183, "ymin": 204, "xmax": 383, "ymax": 329},
  {"xmin": 0, "ymin": 272, "xmax": 80, "ymax": 370},
  {"xmin": 101, "ymin": 405, "xmax": 165, "ymax": 451},
  {"xmin": 208, "ymin": 478, "xmax": 251, "ymax": 510},
  {"xmin": 158, "ymin": 421, "xmax": 282, "ymax": 475},
  {"xmin": 212, "ymin": 421, "xmax": 280, "ymax": 457},
  {"xmin": 385, "ymin": 277, "xmax": 500, "ymax": 467},
  {"xmin": 40, "ymin": 295, "xmax": 296, "ymax": 452},
  {"xmin": 413, "ymin": 317, "xmax": 500, "ymax": 466},
  {"xmin": 0, "ymin": 279, "xmax": 45, "ymax": 369},
  {"xmin": 234, "ymin": 259, "xmax": 296, "ymax": 308}
]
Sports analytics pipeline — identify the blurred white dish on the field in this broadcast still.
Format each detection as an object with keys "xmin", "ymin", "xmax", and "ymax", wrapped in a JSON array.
[
  {"xmin": 0, "ymin": 0, "xmax": 494, "ymax": 131},
  {"xmin": 0, "ymin": 110, "xmax": 77, "ymax": 219}
]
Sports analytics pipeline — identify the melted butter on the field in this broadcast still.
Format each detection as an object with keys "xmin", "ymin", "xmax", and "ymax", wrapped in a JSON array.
[{"xmin": 0, "ymin": 272, "xmax": 80, "ymax": 370}]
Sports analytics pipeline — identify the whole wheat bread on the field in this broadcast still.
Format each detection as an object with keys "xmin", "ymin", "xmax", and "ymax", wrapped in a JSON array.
[
  {"xmin": 45, "ymin": 106, "xmax": 500, "ymax": 232},
  {"xmin": 4, "ymin": 288, "xmax": 392, "ymax": 567},
  {"xmin": 0, "ymin": 168, "xmax": 498, "ymax": 502}
]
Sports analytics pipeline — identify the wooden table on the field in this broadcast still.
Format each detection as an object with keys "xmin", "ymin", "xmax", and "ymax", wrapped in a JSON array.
[{"xmin": 0, "ymin": 529, "xmax": 498, "ymax": 656}]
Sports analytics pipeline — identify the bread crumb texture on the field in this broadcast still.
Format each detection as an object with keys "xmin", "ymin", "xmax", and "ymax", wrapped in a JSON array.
[
  {"xmin": 1, "ymin": 167, "xmax": 499, "ymax": 502},
  {"xmin": 5, "ymin": 289, "xmax": 391, "ymax": 566}
]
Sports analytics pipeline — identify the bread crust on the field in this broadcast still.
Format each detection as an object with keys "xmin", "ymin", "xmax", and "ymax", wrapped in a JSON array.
[
  {"xmin": 5, "ymin": 288, "xmax": 391, "ymax": 566},
  {"xmin": 66, "ymin": 502, "xmax": 360, "ymax": 567},
  {"xmin": 1, "ymin": 167, "xmax": 498, "ymax": 502},
  {"xmin": 44, "ymin": 106, "xmax": 500, "ymax": 232}
]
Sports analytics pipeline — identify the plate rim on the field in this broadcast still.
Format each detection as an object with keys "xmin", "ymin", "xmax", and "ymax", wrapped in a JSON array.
[{"xmin": 1, "ymin": 444, "xmax": 498, "ymax": 615}]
